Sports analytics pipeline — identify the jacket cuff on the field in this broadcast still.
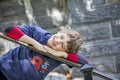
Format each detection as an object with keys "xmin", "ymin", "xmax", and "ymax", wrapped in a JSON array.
[
  {"xmin": 67, "ymin": 53, "xmax": 78, "ymax": 63},
  {"xmin": 6, "ymin": 25, "xmax": 24, "ymax": 40}
]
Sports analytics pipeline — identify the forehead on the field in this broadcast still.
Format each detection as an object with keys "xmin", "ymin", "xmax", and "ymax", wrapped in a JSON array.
[{"xmin": 58, "ymin": 32, "xmax": 70, "ymax": 40}]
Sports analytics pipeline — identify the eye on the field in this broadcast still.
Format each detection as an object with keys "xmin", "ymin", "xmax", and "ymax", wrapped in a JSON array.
[
  {"xmin": 60, "ymin": 35, "xmax": 66, "ymax": 50},
  {"xmin": 61, "ymin": 36, "xmax": 63, "ymax": 39},
  {"xmin": 61, "ymin": 43, "xmax": 64, "ymax": 49}
]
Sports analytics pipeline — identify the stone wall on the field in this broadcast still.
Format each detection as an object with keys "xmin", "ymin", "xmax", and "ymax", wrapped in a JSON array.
[
  {"xmin": 0, "ymin": 0, "xmax": 120, "ymax": 80},
  {"xmin": 67, "ymin": 0, "xmax": 120, "ymax": 80}
]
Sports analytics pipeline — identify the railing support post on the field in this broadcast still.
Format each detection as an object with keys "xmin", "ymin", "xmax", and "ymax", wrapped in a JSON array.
[{"xmin": 81, "ymin": 64, "xmax": 94, "ymax": 80}]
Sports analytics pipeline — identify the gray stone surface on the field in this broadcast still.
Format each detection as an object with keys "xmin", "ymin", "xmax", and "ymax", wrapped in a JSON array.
[
  {"xmin": 71, "ymin": 67, "xmax": 83, "ymax": 78},
  {"xmin": 0, "ymin": 19, "xmax": 29, "ymax": 32},
  {"xmin": 115, "ymin": 55, "xmax": 120, "ymax": 72},
  {"xmin": 72, "ymin": 22, "xmax": 111, "ymax": 41},
  {"xmin": 81, "ymin": 38, "xmax": 120, "ymax": 57},
  {"xmin": 0, "ymin": 0, "xmax": 25, "ymax": 18},
  {"xmin": 68, "ymin": 0, "xmax": 120, "ymax": 25},
  {"xmin": 31, "ymin": 0, "xmax": 62, "ymax": 14},
  {"xmin": 35, "ymin": 16, "xmax": 56, "ymax": 29},
  {"xmin": 111, "ymin": 20, "xmax": 120, "ymax": 38},
  {"xmin": 90, "ymin": 57, "xmax": 116, "ymax": 72},
  {"xmin": 31, "ymin": 0, "xmax": 64, "ymax": 29}
]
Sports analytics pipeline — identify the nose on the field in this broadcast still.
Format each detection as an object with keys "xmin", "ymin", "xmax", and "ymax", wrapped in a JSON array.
[{"xmin": 56, "ymin": 39, "xmax": 62, "ymax": 44}]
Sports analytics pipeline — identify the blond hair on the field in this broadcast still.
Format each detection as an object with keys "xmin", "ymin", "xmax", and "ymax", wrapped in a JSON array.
[{"xmin": 59, "ymin": 29, "xmax": 82, "ymax": 54}]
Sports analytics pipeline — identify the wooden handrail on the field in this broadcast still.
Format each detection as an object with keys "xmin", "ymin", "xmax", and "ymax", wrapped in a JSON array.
[{"xmin": 81, "ymin": 64, "xmax": 118, "ymax": 80}]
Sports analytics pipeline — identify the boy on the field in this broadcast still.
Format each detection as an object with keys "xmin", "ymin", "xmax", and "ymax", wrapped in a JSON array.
[{"xmin": 0, "ymin": 24, "xmax": 89, "ymax": 80}]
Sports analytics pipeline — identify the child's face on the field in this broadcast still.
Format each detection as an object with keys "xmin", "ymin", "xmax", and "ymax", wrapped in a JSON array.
[{"xmin": 47, "ymin": 32, "xmax": 70, "ymax": 52}]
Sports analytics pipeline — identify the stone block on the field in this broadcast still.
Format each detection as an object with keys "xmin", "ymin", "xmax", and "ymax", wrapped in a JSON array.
[
  {"xmin": 68, "ymin": 0, "xmax": 120, "ymax": 25},
  {"xmin": 36, "ymin": 16, "xmax": 56, "ymax": 29},
  {"xmin": 81, "ymin": 38, "xmax": 120, "ymax": 57},
  {"xmin": 30, "ymin": 0, "xmax": 65, "ymax": 29},
  {"xmin": 0, "ymin": 19, "xmax": 29, "ymax": 34},
  {"xmin": 90, "ymin": 57, "xmax": 116, "ymax": 73},
  {"xmin": 71, "ymin": 67, "xmax": 83, "ymax": 78},
  {"xmin": 0, "ymin": 1, "xmax": 25, "ymax": 18},
  {"xmin": 31, "ymin": 0, "xmax": 62, "ymax": 15},
  {"xmin": 72, "ymin": 22, "xmax": 111, "ymax": 41},
  {"xmin": 0, "ymin": 19, "xmax": 28, "ymax": 30},
  {"xmin": 111, "ymin": 20, "xmax": 120, "ymax": 38},
  {"xmin": 115, "ymin": 55, "xmax": 120, "ymax": 72}
]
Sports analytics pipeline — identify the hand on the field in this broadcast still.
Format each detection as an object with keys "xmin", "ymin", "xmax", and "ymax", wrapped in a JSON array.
[{"xmin": 42, "ymin": 45, "xmax": 68, "ymax": 58}]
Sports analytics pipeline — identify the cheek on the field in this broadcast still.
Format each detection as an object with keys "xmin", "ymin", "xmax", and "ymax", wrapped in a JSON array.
[{"xmin": 53, "ymin": 45, "xmax": 64, "ymax": 51}]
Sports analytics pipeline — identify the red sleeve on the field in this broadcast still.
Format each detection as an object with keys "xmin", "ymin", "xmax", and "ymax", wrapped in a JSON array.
[
  {"xmin": 66, "ymin": 52, "xmax": 79, "ymax": 63},
  {"xmin": 6, "ymin": 25, "xmax": 25, "ymax": 40}
]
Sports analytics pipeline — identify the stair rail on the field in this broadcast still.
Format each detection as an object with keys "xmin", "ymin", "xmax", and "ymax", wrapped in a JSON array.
[{"xmin": 81, "ymin": 64, "xmax": 118, "ymax": 80}]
